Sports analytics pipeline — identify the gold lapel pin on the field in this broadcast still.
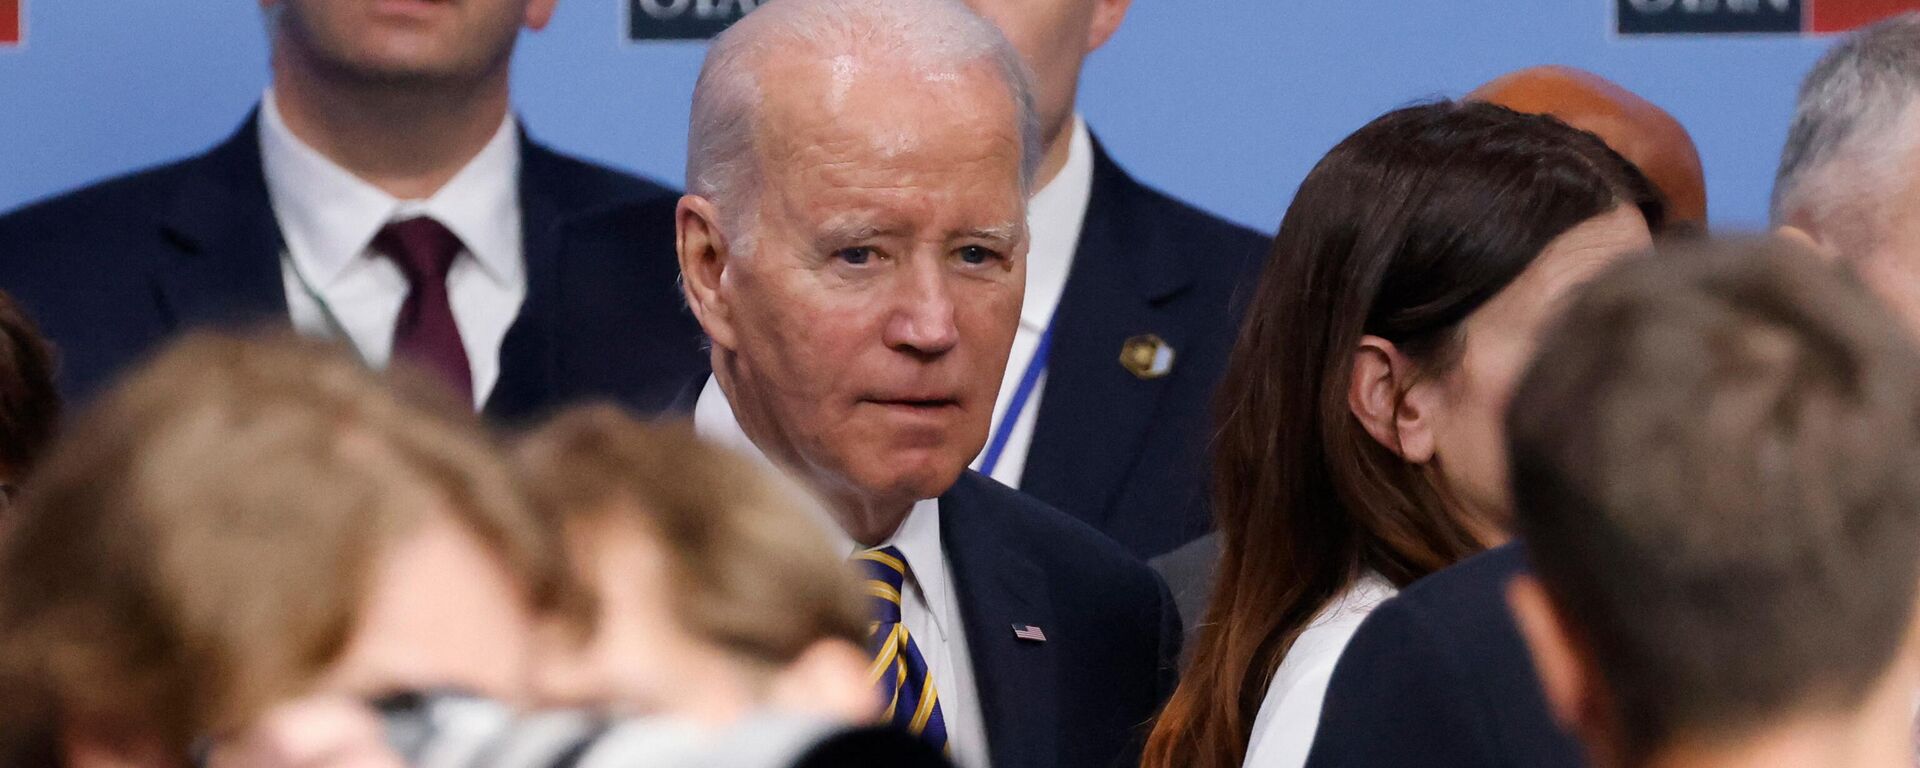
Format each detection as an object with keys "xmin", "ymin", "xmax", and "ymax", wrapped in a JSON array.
[{"xmin": 1120, "ymin": 334, "xmax": 1175, "ymax": 380}]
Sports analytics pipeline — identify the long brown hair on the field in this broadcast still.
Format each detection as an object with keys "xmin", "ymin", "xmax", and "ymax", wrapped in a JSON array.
[{"xmin": 1143, "ymin": 101, "xmax": 1663, "ymax": 768}]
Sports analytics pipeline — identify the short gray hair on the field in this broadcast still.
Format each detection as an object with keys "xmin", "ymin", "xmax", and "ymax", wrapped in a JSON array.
[
  {"xmin": 684, "ymin": 0, "xmax": 1042, "ymax": 253},
  {"xmin": 1772, "ymin": 13, "xmax": 1920, "ymax": 246}
]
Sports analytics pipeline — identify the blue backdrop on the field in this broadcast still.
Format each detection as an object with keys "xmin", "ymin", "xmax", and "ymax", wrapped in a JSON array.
[{"xmin": 0, "ymin": 2, "xmax": 1837, "ymax": 233}]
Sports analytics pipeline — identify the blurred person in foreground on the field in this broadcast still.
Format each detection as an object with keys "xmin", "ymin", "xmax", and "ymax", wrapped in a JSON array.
[
  {"xmin": 0, "ymin": 333, "xmax": 560, "ymax": 768},
  {"xmin": 516, "ymin": 407, "xmax": 876, "ymax": 725},
  {"xmin": 673, "ymin": 0, "xmax": 1180, "ymax": 766},
  {"xmin": 1774, "ymin": 13, "xmax": 1920, "ymax": 342},
  {"xmin": 0, "ymin": 290, "xmax": 59, "ymax": 508},
  {"xmin": 1471, "ymin": 65, "xmax": 1708, "ymax": 233},
  {"xmin": 1506, "ymin": 238, "xmax": 1920, "ymax": 768},
  {"xmin": 1146, "ymin": 101, "xmax": 1661, "ymax": 768},
  {"xmin": 0, "ymin": 0, "xmax": 703, "ymax": 419},
  {"xmin": 950, "ymin": 0, "xmax": 1268, "ymax": 567}
]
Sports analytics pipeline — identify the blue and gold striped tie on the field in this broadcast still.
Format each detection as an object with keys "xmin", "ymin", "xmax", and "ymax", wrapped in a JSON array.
[{"xmin": 854, "ymin": 546, "xmax": 949, "ymax": 750}]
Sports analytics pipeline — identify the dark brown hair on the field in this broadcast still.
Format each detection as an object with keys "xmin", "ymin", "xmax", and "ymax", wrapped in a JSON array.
[
  {"xmin": 0, "ymin": 290, "xmax": 59, "ymax": 479},
  {"xmin": 1145, "ymin": 101, "xmax": 1664, "ymax": 768},
  {"xmin": 0, "ymin": 332, "xmax": 558, "ymax": 767},
  {"xmin": 1509, "ymin": 237, "xmax": 1920, "ymax": 761}
]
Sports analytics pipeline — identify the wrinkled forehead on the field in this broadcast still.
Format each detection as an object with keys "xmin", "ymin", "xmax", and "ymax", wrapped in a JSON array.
[{"xmin": 753, "ymin": 54, "xmax": 1026, "ymax": 191}]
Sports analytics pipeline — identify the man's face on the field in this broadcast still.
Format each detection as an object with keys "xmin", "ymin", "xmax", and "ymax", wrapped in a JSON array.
[
  {"xmin": 963, "ymin": 0, "xmax": 1113, "ymax": 144},
  {"xmin": 704, "ymin": 58, "xmax": 1028, "ymax": 514},
  {"xmin": 264, "ymin": 0, "xmax": 555, "ymax": 84}
]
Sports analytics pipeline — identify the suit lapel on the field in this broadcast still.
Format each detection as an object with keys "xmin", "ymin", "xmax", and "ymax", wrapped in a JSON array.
[
  {"xmin": 942, "ymin": 474, "xmax": 1059, "ymax": 768},
  {"xmin": 1021, "ymin": 142, "xmax": 1196, "ymax": 528},
  {"xmin": 152, "ymin": 114, "xmax": 291, "ymax": 332},
  {"xmin": 485, "ymin": 134, "xmax": 564, "ymax": 419}
]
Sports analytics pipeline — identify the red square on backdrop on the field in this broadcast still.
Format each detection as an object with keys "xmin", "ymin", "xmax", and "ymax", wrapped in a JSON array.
[
  {"xmin": 0, "ymin": 0, "xmax": 18, "ymax": 46},
  {"xmin": 1811, "ymin": 0, "xmax": 1920, "ymax": 33}
]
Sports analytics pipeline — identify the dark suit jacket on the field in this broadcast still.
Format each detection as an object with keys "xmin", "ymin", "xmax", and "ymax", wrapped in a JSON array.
[
  {"xmin": 0, "ymin": 112, "xmax": 704, "ymax": 419},
  {"xmin": 1302, "ymin": 543, "xmax": 1585, "ymax": 768},
  {"xmin": 1020, "ymin": 139, "xmax": 1268, "ymax": 561},
  {"xmin": 939, "ymin": 470, "xmax": 1182, "ymax": 768}
]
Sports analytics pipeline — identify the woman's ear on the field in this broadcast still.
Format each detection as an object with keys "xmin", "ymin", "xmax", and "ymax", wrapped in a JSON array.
[{"xmin": 1349, "ymin": 336, "xmax": 1438, "ymax": 463}]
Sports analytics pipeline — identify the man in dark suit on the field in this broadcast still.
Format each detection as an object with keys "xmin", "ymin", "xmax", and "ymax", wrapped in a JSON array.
[
  {"xmin": 1305, "ymin": 18, "xmax": 1920, "ymax": 768},
  {"xmin": 673, "ymin": 2, "xmax": 1180, "ymax": 767},
  {"xmin": 958, "ymin": 0, "xmax": 1270, "ymax": 565},
  {"xmin": 0, "ymin": 0, "xmax": 705, "ymax": 418}
]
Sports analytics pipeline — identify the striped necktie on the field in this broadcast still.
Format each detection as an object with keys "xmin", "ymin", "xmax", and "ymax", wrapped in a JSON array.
[{"xmin": 853, "ymin": 546, "xmax": 949, "ymax": 751}]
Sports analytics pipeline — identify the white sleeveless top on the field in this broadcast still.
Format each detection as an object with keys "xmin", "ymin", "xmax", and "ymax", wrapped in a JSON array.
[{"xmin": 1240, "ymin": 572, "xmax": 1399, "ymax": 768}]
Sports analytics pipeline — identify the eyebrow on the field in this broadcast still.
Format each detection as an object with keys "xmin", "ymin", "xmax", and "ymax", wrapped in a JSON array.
[{"xmin": 956, "ymin": 222, "xmax": 1023, "ymax": 243}]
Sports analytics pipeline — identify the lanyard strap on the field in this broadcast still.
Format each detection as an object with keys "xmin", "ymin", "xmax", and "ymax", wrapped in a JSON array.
[{"xmin": 978, "ymin": 324, "xmax": 1053, "ymax": 477}]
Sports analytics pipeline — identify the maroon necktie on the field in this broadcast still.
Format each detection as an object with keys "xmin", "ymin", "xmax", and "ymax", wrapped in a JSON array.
[{"xmin": 374, "ymin": 217, "xmax": 473, "ymax": 403}]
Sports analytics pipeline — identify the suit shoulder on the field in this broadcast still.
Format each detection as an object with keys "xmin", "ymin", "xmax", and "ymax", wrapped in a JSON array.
[
  {"xmin": 523, "ymin": 142, "xmax": 678, "ymax": 215},
  {"xmin": 0, "ymin": 156, "xmax": 202, "ymax": 244},
  {"xmin": 956, "ymin": 472, "xmax": 1157, "ymax": 586},
  {"xmin": 1388, "ymin": 543, "xmax": 1528, "ymax": 628},
  {"xmin": 1123, "ymin": 175, "xmax": 1269, "ymax": 253}
]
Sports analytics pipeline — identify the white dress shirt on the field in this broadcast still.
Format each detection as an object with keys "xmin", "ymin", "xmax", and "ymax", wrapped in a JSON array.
[
  {"xmin": 971, "ymin": 116, "xmax": 1096, "ymax": 488},
  {"xmin": 692, "ymin": 377, "xmax": 992, "ymax": 768},
  {"xmin": 259, "ymin": 89, "xmax": 526, "ymax": 410},
  {"xmin": 1241, "ymin": 572, "xmax": 1399, "ymax": 768}
]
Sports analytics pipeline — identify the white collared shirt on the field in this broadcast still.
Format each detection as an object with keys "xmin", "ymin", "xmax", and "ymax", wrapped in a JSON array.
[
  {"xmin": 971, "ymin": 117, "xmax": 1096, "ymax": 488},
  {"xmin": 693, "ymin": 376, "xmax": 992, "ymax": 768},
  {"xmin": 1242, "ymin": 572, "xmax": 1400, "ymax": 768},
  {"xmin": 259, "ymin": 89, "xmax": 526, "ymax": 410}
]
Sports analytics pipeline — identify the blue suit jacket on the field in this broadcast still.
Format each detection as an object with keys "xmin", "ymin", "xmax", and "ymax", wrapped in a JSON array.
[
  {"xmin": 1302, "ymin": 543, "xmax": 1585, "ymax": 768},
  {"xmin": 0, "ymin": 112, "xmax": 705, "ymax": 420},
  {"xmin": 1021, "ymin": 139, "xmax": 1268, "ymax": 560},
  {"xmin": 937, "ymin": 470, "xmax": 1182, "ymax": 768}
]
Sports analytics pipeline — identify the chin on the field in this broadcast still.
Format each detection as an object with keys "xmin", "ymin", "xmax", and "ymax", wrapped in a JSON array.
[{"xmin": 862, "ymin": 455, "xmax": 966, "ymax": 504}]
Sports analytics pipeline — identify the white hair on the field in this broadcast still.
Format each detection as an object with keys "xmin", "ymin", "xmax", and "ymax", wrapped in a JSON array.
[
  {"xmin": 684, "ymin": 0, "xmax": 1042, "ymax": 254},
  {"xmin": 1772, "ymin": 13, "xmax": 1920, "ymax": 252}
]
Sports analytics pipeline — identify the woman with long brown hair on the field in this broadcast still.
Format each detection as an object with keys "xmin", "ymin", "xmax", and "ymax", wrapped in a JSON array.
[{"xmin": 1142, "ymin": 101, "xmax": 1665, "ymax": 768}]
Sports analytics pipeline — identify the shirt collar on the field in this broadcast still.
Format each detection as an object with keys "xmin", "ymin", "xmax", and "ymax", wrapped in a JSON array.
[
  {"xmin": 691, "ymin": 375, "xmax": 956, "ymax": 640},
  {"xmin": 1020, "ymin": 115, "xmax": 1096, "ymax": 334},
  {"xmin": 258, "ymin": 88, "xmax": 523, "ymax": 288}
]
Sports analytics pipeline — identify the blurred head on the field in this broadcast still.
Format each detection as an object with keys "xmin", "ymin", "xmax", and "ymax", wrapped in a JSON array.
[
  {"xmin": 1145, "ymin": 101, "xmax": 1661, "ymax": 768},
  {"xmin": 515, "ymin": 407, "xmax": 873, "ymax": 727},
  {"xmin": 1773, "ymin": 13, "xmax": 1920, "ymax": 341},
  {"xmin": 678, "ymin": 0, "xmax": 1039, "ymax": 534},
  {"xmin": 0, "ymin": 333, "xmax": 559, "ymax": 768},
  {"xmin": 959, "ymin": 0, "xmax": 1132, "ymax": 169},
  {"xmin": 262, "ymin": 0, "xmax": 557, "ymax": 87},
  {"xmin": 0, "ymin": 289, "xmax": 59, "ymax": 494},
  {"xmin": 1505, "ymin": 238, "xmax": 1920, "ymax": 768},
  {"xmin": 1471, "ymin": 65, "xmax": 1708, "ymax": 231}
]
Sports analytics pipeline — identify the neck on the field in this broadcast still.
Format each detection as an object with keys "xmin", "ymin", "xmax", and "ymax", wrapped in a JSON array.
[
  {"xmin": 1633, "ymin": 673, "xmax": 1916, "ymax": 768},
  {"xmin": 1032, "ymin": 118, "xmax": 1076, "ymax": 193},
  {"xmin": 712, "ymin": 363, "xmax": 913, "ymax": 547},
  {"xmin": 270, "ymin": 46, "xmax": 511, "ymax": 200}
]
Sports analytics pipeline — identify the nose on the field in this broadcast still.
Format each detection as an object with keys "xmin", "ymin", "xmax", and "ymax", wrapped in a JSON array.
[{"xmin": 882, "ymin": 260, "xmax": 960, "ymax": 358}]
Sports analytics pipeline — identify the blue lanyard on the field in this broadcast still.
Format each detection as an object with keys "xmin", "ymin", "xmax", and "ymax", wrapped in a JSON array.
[{"xmin": 978, "ymin": 323, "xmax": 1054, "ymax": 477}]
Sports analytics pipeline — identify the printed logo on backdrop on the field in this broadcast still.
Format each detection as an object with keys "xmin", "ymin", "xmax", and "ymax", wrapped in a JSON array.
[
  {"xmin": 628, "ymin": 0, "xmax": 765, "ymax": 41},
  {"xmin": 2, "ymin": 0, "xmax": 21, "ymax": 47},
  {"xmin": 1617, "ymin": 0, "xmax": 1920, "ymax": 35}
]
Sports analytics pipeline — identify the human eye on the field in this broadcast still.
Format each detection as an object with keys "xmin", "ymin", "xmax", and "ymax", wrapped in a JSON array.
[
  {"xmin": 956, "ymin": 245, "xmax": 1003, "ymax": 266},
  {"xmin": 835, "ymin": 246, "xmax": 878, "ymax": 265}
]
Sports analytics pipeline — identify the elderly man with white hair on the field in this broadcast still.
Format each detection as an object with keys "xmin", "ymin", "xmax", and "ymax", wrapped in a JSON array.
[
  {"xmin": 669, "ymin": 2, "xmax": 1182, "ymax": 768},
  {"xmin": 1773, "ymin": 13, "xmax": 1920, "ymax": 339}
]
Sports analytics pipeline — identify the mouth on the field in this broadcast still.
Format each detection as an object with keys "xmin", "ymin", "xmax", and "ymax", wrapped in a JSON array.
[
  {"xmin": 372, "ymin": 0, "xmax": 455, "ymax": 18},
  {"xmin": 863, "ymin": 397, "xmax": 962, "ymax": 414}
]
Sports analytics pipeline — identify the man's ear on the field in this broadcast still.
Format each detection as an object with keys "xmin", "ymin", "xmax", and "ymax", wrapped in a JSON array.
[
  {"xmin": 1509, "ymin": 575, "xmax": 1613, "ymax": 753},
  {"xmin": 677, "ymin": 195, "xmax": 739, "ymax": 352},
  {"xmin": 1086, "ymin": 0, "xmax": 1134, "ymax": 53},
  {"xmin": 1349, "ymin": 336, "xmax": 1437, "ymax": 463},
  {"xmin": 1774, "ymin": 223, "xmax": 1840, "ymax": 262},
  {"xmin": 524, "ymin": 0, "xmax": 559, "ymax": 31}
]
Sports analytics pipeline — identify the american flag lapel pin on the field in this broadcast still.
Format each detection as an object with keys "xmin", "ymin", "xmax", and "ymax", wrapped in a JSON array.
[{"xmin": 1012, "ymin": 624, "xmax": 1047, "ymax": 643}]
